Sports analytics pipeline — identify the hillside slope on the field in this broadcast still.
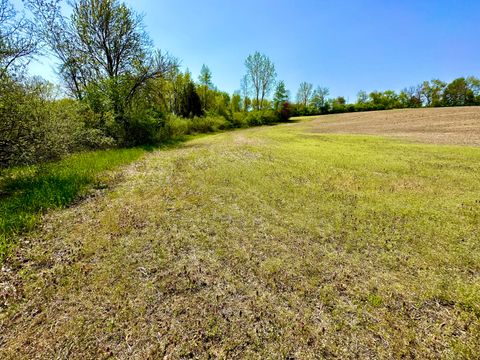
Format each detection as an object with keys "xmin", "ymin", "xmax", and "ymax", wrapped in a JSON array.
[
  {"xmin": 307, "ymin": 106, "xmax": 480, "ymax": 146},
  {"xmin": 1, "ymin": 117, "xmax": 479, "ymax": 358}
]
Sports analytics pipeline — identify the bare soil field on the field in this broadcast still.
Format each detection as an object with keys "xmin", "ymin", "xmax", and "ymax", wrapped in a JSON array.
[{"xmin": 306, "ymin": 107, "xmax": 480, "ymax": 146}]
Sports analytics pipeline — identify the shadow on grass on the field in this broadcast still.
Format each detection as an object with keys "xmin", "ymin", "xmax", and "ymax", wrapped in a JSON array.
[{"xmin": 0, "ymin": 148, "xmax": 146, "ymax": 260}]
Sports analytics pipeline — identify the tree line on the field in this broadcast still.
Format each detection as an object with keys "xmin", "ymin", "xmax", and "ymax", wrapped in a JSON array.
[
  {"xmin": 0, "ymin": 0, "xmax": 287, "ymax": 169},
  {"xmin": 290, "ymin": 77, "xmax": 480, "ymax": 116},
  {"xmin": 1, "ymin": 0, "xmax": 479, "ymax": 169}
]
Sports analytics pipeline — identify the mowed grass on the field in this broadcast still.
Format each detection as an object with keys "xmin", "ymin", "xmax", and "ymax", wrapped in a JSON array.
[
  {"xmin": 0, "ymin": 148, "xmax": 146, "ymax": 260},
  {"xmin": 1, "ymin": 119, "xmax": 479, "ymax": 358}
]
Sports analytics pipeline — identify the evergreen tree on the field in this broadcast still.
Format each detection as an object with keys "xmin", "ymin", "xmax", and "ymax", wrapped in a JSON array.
[{"xmin": 273, "ymin": 80, "xmax": 289, "ymax": 109}]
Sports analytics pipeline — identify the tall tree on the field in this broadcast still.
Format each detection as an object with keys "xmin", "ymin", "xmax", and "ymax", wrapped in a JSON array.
[
  {"xmin": 198, "ymin": 64, "xmax": 213, "ymax": 88},
  {"xmin": 26, "ymin": 0, "xmax": 177, "ymax": 99},
  {"xmin": 0, "ymin": 0, "xmax": 37, "ymax": 77},
  {"xmin": 311, "ymin": 86, "xmax": 329, "ymax": 110},
  {"xmin": 198, "ymin": 64, "xmax": 213, "ymax": 110},
  {"xmin": 26, "ymin": 0, "xmax": 177, "ymax": 144},
  {"xmin": 243, "ymin": 51, "xmax": 276, "ymax": 110},
  {"xmin": 398, "ymin": 86, "xmax": 422, "ymax": 108},
  {"xmin": 273, "ymin": 80, "xmax": 289, "ymax": 109},
  {"xmin": 356, "ymin": 90, "xmax": 368, "ymax": 104},
  {"xmin": 240, "ymin": 75, "xmax": 251, "ymax": 111},
  {"xmin": 466, "ymin": 76, "xmax": 480, "ymax": 101},
  {"xmin": 296, "ymin": 82, "xmax": 313, "ymax": 108},
  {"xmin": 420, "ymin": 81, "xmax": 434, "ymax": 106},
  {"xmin": 443, "ymin": 77, "xmax": 474, "ymax": 106},
  {"xmin": 231, "ymin": 91, "xmax": 242, "ymax": 113},
  {"xmin": 430, "ymin": 79, "xmax": 447, "ymax": 107}
]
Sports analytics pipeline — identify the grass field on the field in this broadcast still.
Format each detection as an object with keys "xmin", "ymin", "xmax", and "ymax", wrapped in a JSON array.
[
  {"xmin": 0, "ymin": 148, "xmax": 147, "ymax": 260},
  {"xmin": 1, "ymin": 108, "xmax": 479, "ymax": 358}
]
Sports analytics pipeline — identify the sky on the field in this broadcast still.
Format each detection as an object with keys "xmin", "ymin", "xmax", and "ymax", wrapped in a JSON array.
[{"xmin": 18, "ymin": 0, "xmax": 480, "ymax": 101}]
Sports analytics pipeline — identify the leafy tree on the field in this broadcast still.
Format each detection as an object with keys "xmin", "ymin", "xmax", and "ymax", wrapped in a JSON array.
[
  {"xmin": 356, "ymin": 90, "xmax": 368, "ymax": 104},
  {"xmin": 243, "ymin": 96, "xmax": 252, "ymax": 112},
  {"xmin": 273, "ymin": 80, "xmax": 289, "ymax": 110},
  {"xmin": 198, "ymin": 64, "xmax": 213, "ymax": 110},
  {"xmin": 0, "ymin": 0, "xmax": 37, "ymax": 77},
  {"xmin": 198, "ymin": 64, "xmax": 213, "ymax": 88},
  {"xmin": 368, "ymin": 90, "xmax": 399, "ymax": 109},
  {"xmin": 296, "ymin": 82, "xmax": 313, "ymax": 108},
  {"xmin": 311, "ymin": 86, "xmax": 330, "ymax": 112},
  {"xmin": 231, "ymin": 91, "xmax": 242, "ymax": 113},
  {"xmin": 243, "ymin": 51, "xmax": 276, "ymax": 110},
  {"xmin": 430, "ymin": 79, "xmax": 447, "ymax": 107},
  {"xmin": 170, "ymin": 70, "xmax": 202, "ymax": 118},
  {"xmin": 420, "ymin": 81, "xmax": 433, "ymax": 106},
  {"xmin": 331, "ymin": 96, "xmax": 347, "ymax": 113},
  {"xmin": 420, "ymin": 80, "xmax": 445, "ymax": 107},
  {"xmin": 181, "ymin": 81, "xmax": 202, "ymax": 118},
  {"xmin": 398, "ymin": 86, "xmax": 422, "ymax": 108},
  {"xmin": 240, "ymin": 75, "xmax": 251, "ymax": 111},
  {"xmin": 466, "ymin": 76, "xmax": 480, "ymax": 101},
  {"xmin": 443, "ymin": 77, "xmax": 474, "ymax": 106},
  {"xmin": 26, "ymin": 0, "xmax": 177, "ymax": 144}
]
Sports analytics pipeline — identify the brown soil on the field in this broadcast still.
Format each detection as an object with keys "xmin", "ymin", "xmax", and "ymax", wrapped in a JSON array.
[{"xmin": 307, "ymin": 106, "xmax": 480, "ymax": 146}]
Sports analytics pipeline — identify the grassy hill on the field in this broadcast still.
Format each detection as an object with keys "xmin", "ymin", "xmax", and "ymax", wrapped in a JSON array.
[{"xmin": 1, "ymin": 108, "xmax": 479, "ymax": 358}]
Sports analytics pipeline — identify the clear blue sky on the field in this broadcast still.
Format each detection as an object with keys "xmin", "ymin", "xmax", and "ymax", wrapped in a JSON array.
[{"xmin": 22, "ymin": 0, "xmax": 480, "ymax": 101}]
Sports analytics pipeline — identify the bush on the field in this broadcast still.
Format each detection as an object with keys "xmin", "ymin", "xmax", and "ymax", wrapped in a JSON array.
[
  {"xmin": 190, "ymin": 115, "xmax": 228, "ymax": 133},
  {"xmin": 124, "ymin": 106, "xmax": 164, "ymax": 146},
  {"xmin": 0, "ymin": 78, "xmax": 113, "ymax": 169},
  {"xmin": 278, "ymin": 102, "xmax": 291, "ymax": 122},
  {"xmin": 246, "ymin": 110, "xmax": 280, "ymax": 126},
  {"xmin": 159, "ymin": 115, "xmax": 190, "ymax": 140},
  {"xmin": 230, "ymin": 112, "xmax": 249, "ymax": 128}
]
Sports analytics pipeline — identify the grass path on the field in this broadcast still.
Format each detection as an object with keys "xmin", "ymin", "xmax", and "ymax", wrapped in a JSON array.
[{"xmin": 1, "ymin": 119, "xmax": 479, "ymax": 358}]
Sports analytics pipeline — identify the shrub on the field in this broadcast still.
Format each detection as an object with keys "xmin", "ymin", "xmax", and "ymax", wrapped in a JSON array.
[
  {"xmin": 230, "ymin": 112, "xmax": 249, "ymax": 128},
  {"xmin": 190, "ymin": 115, "xmax": 228, "ymax": 133},
  {"xmin": 0, "ymin": 78, "xmax": 113, "ymax": 169},
  {"xmin": 159, "ymin": 115, "xmax": 190, "ymax": 140},
  {"xmin": 246, "ymin": 110, "xmax": 280, "ymax": 126},
  {"xmin": 124, "ymin": 106, "xmax": 164, "ymax": 146},
  {"xmin": 278, "ymin": 102, "xmax": 291, "ymax": 122}
]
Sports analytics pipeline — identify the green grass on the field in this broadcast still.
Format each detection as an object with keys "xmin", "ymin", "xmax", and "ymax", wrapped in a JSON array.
[
  {"xmin": 1, "ymin": 119, "xmax": 479, "ymax": 358},
  {"xmin": 0, "ymin": 148, "xmax": 146, "ymax": 260}
]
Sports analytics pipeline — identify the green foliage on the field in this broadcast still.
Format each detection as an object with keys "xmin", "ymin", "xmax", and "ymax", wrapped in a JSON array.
[
  {"xmin": 292, "ymin": 76, "xmax": 480, "ymax": 117},
  {"xmin": 443, "ymin": 78, "xmax": 475, "ymax": 106},
  {"xmin": 243, "ymin": 52, "xmax": 277, "ymax": 110},
  {"xmin": 245, "ymin": 110, "xmax": 279, "ymax": 126},
  {"xmin": 159, "ymin": 114, "xmax": 228, "ymax": 140},
  {"xmin": 190, "ymin": 116, "xmax": 228, "ymax": 133},
  {"xmin": 231, "ymin": 112, "xmax": 249, "ymax": 128},
  {"xmin": 0, "ymin": 77, "xmax": 114, "ymax": 168},
  {"xmin": 160, "ymin": 115, "xmax": 190, "ymax": 140},
  {"xmin": 310, "ymin": 86, "xmax": 329, "ymax": 112},
  {"xmin": 273, "ymin": 80, "xmax": 289, "ymax": 109},
  {"xmin": 230, "ymin": 92, "xmax": 242, "ymax": 113},
  {"xmin": 198, "ymin": 64, "xmax": 213, "ymax": 88}
]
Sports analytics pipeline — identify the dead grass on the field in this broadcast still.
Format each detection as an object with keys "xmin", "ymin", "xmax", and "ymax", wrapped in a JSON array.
[
  {"xmin": 0, "ymin": 120, "xmax": 479, "ymax": 359},
  {"xmin": 305, "ymin": 107, "xmax": 480, "ymax": 146}
]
